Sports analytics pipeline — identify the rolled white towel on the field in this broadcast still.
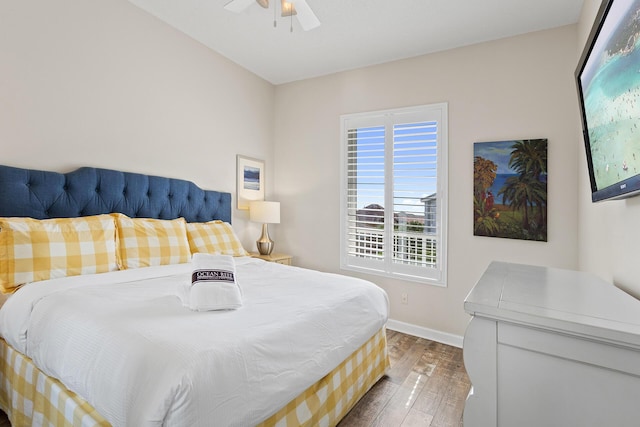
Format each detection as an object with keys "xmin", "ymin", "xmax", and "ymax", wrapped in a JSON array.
[{"xmin": 186, "ymin": 253, "xmax": 243, "ymax": 311}]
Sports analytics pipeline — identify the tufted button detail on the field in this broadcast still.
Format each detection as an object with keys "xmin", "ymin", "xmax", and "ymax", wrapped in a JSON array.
[
  {"xmin": 168, "ymin": 193, "xmax": 173, "ymax": 199},
  {"xmin": 63, "ymin": 185, "xmax": 68, "ymax": 191}
]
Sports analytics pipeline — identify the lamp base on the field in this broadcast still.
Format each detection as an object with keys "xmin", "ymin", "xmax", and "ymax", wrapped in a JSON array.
[{"xmin": 256, "ymin": 223, "xmax": 274, "ymax": 255}]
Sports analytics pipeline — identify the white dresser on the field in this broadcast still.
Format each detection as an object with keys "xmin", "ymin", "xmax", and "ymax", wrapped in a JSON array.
[{"xmin": 463, "ymin": 261, "xmax": 640, "ymax": 427}]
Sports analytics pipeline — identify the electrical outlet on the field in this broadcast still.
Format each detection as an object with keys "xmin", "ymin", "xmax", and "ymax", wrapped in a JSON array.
[{"xmin": 401, "ymin": 292, "xmax": 408, "ymax": 305}]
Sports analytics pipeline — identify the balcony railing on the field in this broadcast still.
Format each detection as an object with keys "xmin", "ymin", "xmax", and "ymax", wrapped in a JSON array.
[{"xmin": 349, "ymin": 228, "xmax": 437, "ymax": 267}]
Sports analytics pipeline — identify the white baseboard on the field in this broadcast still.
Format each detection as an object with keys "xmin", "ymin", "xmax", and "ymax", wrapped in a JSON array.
[{"xmin": 386, "ymin": 319, "xmax": 464, "ymax": 348}]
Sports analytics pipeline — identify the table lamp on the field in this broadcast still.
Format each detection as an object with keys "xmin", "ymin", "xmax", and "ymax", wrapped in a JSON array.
[{"xmin": 249, "ymin": 201, "xmax": 280, "ymax": 255}]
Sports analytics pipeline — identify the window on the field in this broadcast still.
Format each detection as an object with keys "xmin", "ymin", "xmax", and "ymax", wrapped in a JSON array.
[{"xmin": 340, "ymin": 103, "xmax": 448, "ymax": 285}]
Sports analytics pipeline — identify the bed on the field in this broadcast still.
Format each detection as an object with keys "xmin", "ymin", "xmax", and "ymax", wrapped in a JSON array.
[{"xmin": 0, "ymin": 165, "xmax": 389, "ymax": 427}]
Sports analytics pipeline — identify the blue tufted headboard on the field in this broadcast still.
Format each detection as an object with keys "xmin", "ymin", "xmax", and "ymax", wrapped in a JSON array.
[{"xmin": 0, "ymin": 165, "xmax": 232, "ymax": 223}]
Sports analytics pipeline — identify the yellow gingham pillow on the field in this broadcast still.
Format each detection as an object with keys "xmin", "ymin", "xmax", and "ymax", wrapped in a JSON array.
[
  {"xmin": 186, "ymin": 220, "xmax": 248, "ymax": 257},
  {"xmin": 0, "ymin": 215, "xmax": 118, "ymax": 294},
  {"xmin": 112, "ymin": 214, "xmax": 191, "ymax": 269}
]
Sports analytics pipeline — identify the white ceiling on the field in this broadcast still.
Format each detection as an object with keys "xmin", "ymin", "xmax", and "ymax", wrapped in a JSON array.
[{"xmin": 128, "ymin": 0, "xmax": 585, "ymax": 85}]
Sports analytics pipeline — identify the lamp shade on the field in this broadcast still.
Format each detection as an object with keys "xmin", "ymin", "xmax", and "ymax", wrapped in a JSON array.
[{"xmin": 249, "ymin": 201, "xmax": 280, "ymax": 224}]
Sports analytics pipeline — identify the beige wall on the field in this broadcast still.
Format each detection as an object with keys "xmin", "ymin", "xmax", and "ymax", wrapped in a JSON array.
[
  {"xmin": 0, "ymin": 0, "xmax": 275, "ymax": 246},
  {"xmin": 274, "ymin": 26, "xmax": 580, "ymax": 337},
  {"xmin": 577, "ymin": 0, "xmax": 640, "ymax": 299}
]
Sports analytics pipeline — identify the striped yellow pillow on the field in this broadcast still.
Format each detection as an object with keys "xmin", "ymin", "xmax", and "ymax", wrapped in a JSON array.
[
  {"xmin": 186, "ymin": 220, "xmax": 248, "ymax": 257},
  {"xmin": 0, "ymin": 215, "xmax": 118, "ymax": 293},
  {"xmin": 112, "ymin": 214, "xmax": 191, "ymax": 269}
]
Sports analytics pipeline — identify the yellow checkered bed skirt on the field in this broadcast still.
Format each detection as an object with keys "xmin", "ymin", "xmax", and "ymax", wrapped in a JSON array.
[
  {"xmin": 0, "ymin": 328, "xmax": 389, "ymax": 426},
  {"xmin": 0, "ymin": 341, "xmax": 109, "ymax": 427}
]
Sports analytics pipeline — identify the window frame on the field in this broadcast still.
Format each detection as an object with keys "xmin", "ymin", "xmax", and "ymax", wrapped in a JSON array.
[{"xmin": 339, "ymin": 103, "xmax": 448, "ymax": 286}]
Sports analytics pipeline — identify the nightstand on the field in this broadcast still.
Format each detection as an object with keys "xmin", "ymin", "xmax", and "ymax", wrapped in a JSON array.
[{"xmin": 250, "ymin": 252, "xmax": 292, "ymax": 265}]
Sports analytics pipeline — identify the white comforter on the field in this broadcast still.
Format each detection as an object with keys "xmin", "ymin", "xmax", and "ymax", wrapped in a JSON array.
[{"xmin": 0, "ymin": 258, "xmax": 388, "ymax": 427}]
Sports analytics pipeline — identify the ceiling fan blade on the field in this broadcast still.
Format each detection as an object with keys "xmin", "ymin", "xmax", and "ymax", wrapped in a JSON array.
[
  {"xmin": 289, "ymin": 0, "xmax": 320, "ymax": 31},
  {"xmin": 223, "ymin": 0, "xmax": 256, "ymax": 13}
]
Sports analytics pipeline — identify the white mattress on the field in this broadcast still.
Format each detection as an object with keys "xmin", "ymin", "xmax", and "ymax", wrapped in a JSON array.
[{"xmin": 0, "ymin": 257, "xmax": 388, "ymax": 427}]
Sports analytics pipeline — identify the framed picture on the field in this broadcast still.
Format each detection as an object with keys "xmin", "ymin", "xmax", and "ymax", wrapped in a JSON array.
[
  {"xmin": 236, "ymin": 155, "xmax": 265, "ymax": 210},
  {"xmin": 473, "ymin": 139, "xmax": 547, "ymax": 241}
]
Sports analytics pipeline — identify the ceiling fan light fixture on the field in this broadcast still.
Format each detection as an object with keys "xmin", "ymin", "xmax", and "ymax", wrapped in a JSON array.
[
  {"xmin": 281, "ymin": 0, "xmax": 297, "ymax": 17},
  {"xmin": 226, "ymin": 0, "xmax": 319, "ymax": 31}
]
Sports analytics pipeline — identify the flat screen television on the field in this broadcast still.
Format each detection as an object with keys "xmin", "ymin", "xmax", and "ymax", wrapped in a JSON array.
[{"xmin": 576, "ymin": 0, "xmax": 640, "ymax": 201}]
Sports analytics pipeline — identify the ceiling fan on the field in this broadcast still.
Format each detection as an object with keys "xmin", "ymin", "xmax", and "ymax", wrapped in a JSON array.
[{"xmin": 224, "ymin": 0, "xmax": 321, "ymax": 31}]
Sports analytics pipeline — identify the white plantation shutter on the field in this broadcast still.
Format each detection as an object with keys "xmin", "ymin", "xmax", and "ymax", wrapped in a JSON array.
[
  {"xmin": 340, "ymin": 103, "xmax": 448, "ymax": 285},
  {"xmin": 346, "ymin": 124, "xmax": 386, "ymax": 262}
]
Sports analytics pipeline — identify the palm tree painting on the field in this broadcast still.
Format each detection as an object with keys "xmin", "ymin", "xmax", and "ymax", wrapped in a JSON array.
[{"xmin": 473, "ymin": 139, "xmax": 547, "ymax": 241}]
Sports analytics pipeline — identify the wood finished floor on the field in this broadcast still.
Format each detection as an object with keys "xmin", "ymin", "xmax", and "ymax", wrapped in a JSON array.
[
  {"xmin": 338, "ymin": 329, "xmax": 470, "ymax": 427},
  {"xmin": 0, "ymin": 330, "xmax": 470, "ymax": 426}
]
